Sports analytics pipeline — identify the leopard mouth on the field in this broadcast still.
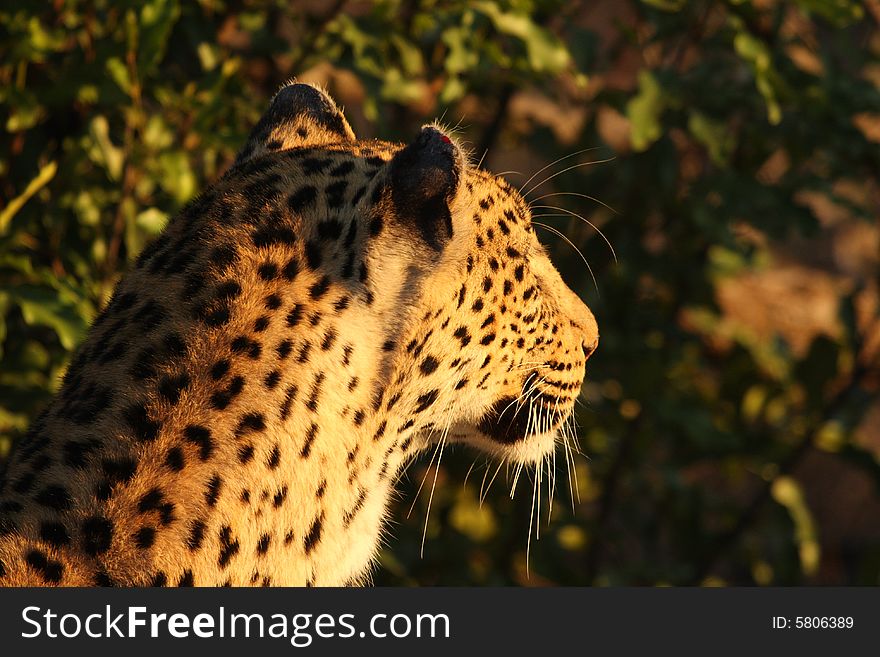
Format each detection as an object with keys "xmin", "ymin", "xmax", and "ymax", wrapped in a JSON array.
[{"xmin": 476, "ymin": 391, "xmax": 571, "ymax": 445}]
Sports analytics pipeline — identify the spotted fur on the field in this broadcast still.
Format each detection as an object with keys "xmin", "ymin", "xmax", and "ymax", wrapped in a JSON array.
[{"xmin": 0, "ymin": 83, "xmax": 598, "ymax": 586}]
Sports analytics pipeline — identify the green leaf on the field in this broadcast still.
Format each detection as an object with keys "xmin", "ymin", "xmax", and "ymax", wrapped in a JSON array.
[
  {"xmin": 792, "ymin": 0, "xmax": 864, "ymax": 27},
  {"xmin": 626, "ymin": 70, "xmax": 665, "ymax": 151},
  {"xmin": 9, "ymin": 285, "xmax": 88, "ymax": 351},
  {"xmin": 106, "ymin": 57, "xmax": 132, "ymax": 95},
  {"xmin": 135, "ymin": 207, "xmax": 169, "ymax": 235},
  {"xmin": 0, "ymin": 161, "xmax": 57, "ymax": 235},
  {"xmin": 87, "ymin": 116, "xmax": 124, "ymax": 180},
  {"xmin": 473, "ymin": 1, "xmax": 570, "ymax": 73},
  {"xmin": 688, "ymin": 112, "xmax": 734, "ymax": 166},
  {"xmin": 771, "ymin": 476, "xmax": 820, "ymax": 576},
  {"xmin": 138, "ymin": 0, "xmax": 181, "ymax": 72},
  {"xmin": 733, "ymin": 30, "xmax": 782, "ymax": 125}
]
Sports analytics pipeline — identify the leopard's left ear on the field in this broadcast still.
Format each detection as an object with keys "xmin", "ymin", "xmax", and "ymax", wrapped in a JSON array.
[
  {"xmin": 234, "ymin": 83, "xmax": 355, "ymax": 165},
  {"xmin": 389, "ymin": 125, "xmax": 464, "ymax": 251}
]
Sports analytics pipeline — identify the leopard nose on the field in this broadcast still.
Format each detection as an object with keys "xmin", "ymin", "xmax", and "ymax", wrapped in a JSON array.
[{"xmin": 583, "ymin": 336, "xmax": 599, "ymax": 360}]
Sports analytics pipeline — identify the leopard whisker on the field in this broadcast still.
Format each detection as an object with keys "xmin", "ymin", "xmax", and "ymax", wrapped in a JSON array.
[
  {"xmin": 522, "ymin": 156, "xmax": 616, "ymax": 198},
  {"xmin": 518, "ymin": 147, "xmax": 604, "ymax": 197},
  {"xmin": 529, "ymin": 204, "xmax": 618, "ymax": 263},
  {"xmin": 533, "ymin": 221, "xmax": 600, "ymax": 297},
  {"xmin": 528, "ymin": 190, "xmax": 619, "ymax": 216}
]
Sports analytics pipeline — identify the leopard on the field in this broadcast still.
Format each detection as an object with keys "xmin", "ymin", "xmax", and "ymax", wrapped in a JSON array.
[{"xmin": 0, "ymin": 83, "xmax": 599, "ymax": 586}]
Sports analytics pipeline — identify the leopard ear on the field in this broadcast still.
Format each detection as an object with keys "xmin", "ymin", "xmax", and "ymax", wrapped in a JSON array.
[
  {"xmin": 389, "ymin": 125, "xmax": 464, "ymax": 251},
  {"xmin": 235, "ymin": 83, "xmax": 355, "ymax": 164}
]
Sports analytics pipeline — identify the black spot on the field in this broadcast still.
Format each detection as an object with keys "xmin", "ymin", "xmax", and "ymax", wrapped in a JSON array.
[
  {"xmin": 187, "ymin": 520, "xmax": 206, "ymax": 551},
  {"xmin": 318, "ymin": 217, "xmax": 344, "ymax": 240},
  {"xmin": 100, "ymin": 456, "xmax": 137, "ymax": 488},
  {"xmin": 165, "ymin": 447, "xmax": 185, "ymax": 472},
  {"xmin": 305, "ymin": 372, "xmax": 324, "ymax": 412},
  {"xmin": 276, "ymin": 339, "xmax": 293, "ymax": 359},
  {"xmin": 252, "ymin": 224, "xmax": 296, "ymax": 248},
  {"xmin": 264, "ymin": 369, "xmax": 281, "ymax": 389},
  {"xmin": 343, "ymin": 220, "xmax": 358, "ymax": 248},
  {"xmin": 12, "ymin": 471, "xmax": 36, "ymax": 494},
  {"xmin": 353, "ymin": 410, "xmax": 365, "ymax": 426},
  {"xmin": 273, "ymin": 486, "xmax": 288, "ymax": 508},
  {"xmin": 129, "ymin": 346, "xmax": 158, "ymax": 380},
  {"xmin": 138, "ymin": 488, "xmax": 175, "ymax": 525},
  {"xmin": 305, "ymin": 240, "xmax": 322, "ymax": 269},
  {"xmin": 286, "ymin": 304, "xmax": 304, "ymax": 327},
  {"xmin": 472, "ymin": 298, "xmax": 484, "ymax": 312},
  {"xmin": 330, "ymin": 160, "xmax": 354, "ymax": 177},
  {"xmin": 164, "ymin": 332, "xmax": 186, "ymax": 357},
  {"xmin": 39, "ymin": 521, "xmax": 70, "ymax": 547},
  {"xmin": 503, "ymin": 280, "xmax": 513, "ymax": 296},
  {"xmin": 483, "ymin": 276, "xmax": 492, "ymax": 293},
  {"xmin": 280, "ymin": 384, "xmax": 298, "ymax": 421},
  {"xmin": 453, "ymin": 326, "xmax": 472, "ymax": 347},
  {"xmin": 151, "ymin": 572, "xmax": 167, "ymax": 587},
  {"xmin": 158, "ymin": 373, "xmax": 190, "ymax": 405},
  {"xmin": 210, "ymin": 375, "xmax": 245, "ymax": 410},
  {"xmin": 235, "ymin": 412, "xmax": 266, "ymax": 436},
  {"xmin": 205, "ymin": 474, "xmax": 222, "ymax": 507},
  {"xmin": 256, "ymin": 533, "xmax": 271, "ymax": 555},
  {"xmin": 123, "ymin": 403, "xmax": 162, "ymax": 442},
  {"xmin": 218, "ymin": 525, "xmax": 240, "ymax": 568},
  {"xmin": 288, "ymin": 186, "xmax": 317, "ymax": 212},
  {"xmin": 267, "ymin": 444, "xmax": 281, "ymax": 469},
  {"xmin": 201, "ymin": 304, "xmax": 231, "ymax": 327},
  {"xmin": 303, "ymin": 514, "xmax": 323, "ymax": 553},
  {"xmin": 309, "ymin": 275, "xmax": 331, "ymax": 299},
  {"xmin": 25, "ymin": 549, "xmax": 63, "ymax": 583},
  {"xmin": 178, "ymin": 570, "xmax": 195, "ymax": 587},
  {"xmin": 297, "ymin": 342, "xmax": 312, "ymax": 364},
  {"xmin": 480, "ymin": 333, "xmax": 496, "ymax": 345},
  {"xmin": 414, "ymin": 389, "xmax": 439, "ymax": 413},
  {"xmin": 210, "ymin": 244, "xmax": 237, "ymax": 268},
  {"xmin": 420, "ymin": 356, "xmax": 439, "ymax": 375},
  {"xmin": 184, "ymin": 425, "xmax": 214, "ymax": 460},
  {"xmin": 282, "ymin": 257, "xmax": 299, "ymax": 280},
  {"xmin": 62, "ymin": 440, "xmax": 96, "ymax": 469},
  {"xmin": 334, "ymin": 295, "xmax": 351, "ymax": 312},
  {"xmin": 215, "ymin": 280, "xmax": 242, "ymax": 300},
  {"xmin": 82, "ymin": 516, "xmax": 114, "ymax": 555},
  {"xmin": 369, "ymin": 214, "xmax": 383, "ymax": 236},
  {"xmin": 231, "ymin": 335, "xmax": 261, "ymax": 359},
  {"xmin": 134, "ymin": 527, "xmax": 156, "ymax": 549},
  {"xmin": 301, "ymin": 157, "xmax": 332, "ymax": 174},
  {"xmin": 35, "ymin": 484, "xmax": 72, "ymax": 511},
  {"xmin": 321, "ymin": 328, "xmax": 337, "ymax": 351},
  {"xmin": 183, "ymin": 272, "xmax": 206, "ymax": 297},
  {"xmin": 301, "ymin": 423, "xmax": 318, "ymax": 458},
  {"xmin": 132, "ymin": 300, "xmax": 166, "ymax": 333},
  {"xmin": 211, "ymin": 359, "xmax": 230, "ymax": 380},
  {"xmin": 237, "ymin": 444, "xmax": 255, "ymax": 464},
  {"xmin": 514, "ymin": 263, "xmax": 525, "ymax": 281},
  {"xmin": 343, "ymin": 489, "xmax": 368, "ymax": 527},
  {"xmin": 93, "ymin": 570, "xmax": 115, "ymax": 587},
  {"xmin": 258, "ymin": 262, "xmax": 279, "ymax": 280},
  {"xmin": 265, "ymin": 293, "xmax": 282, "ymax": 310}
]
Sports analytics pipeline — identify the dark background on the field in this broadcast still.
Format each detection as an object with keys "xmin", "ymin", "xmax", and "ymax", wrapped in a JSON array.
[{"xmin": 1, "ymin": 0, "xmax": 878, "ymax": 585}]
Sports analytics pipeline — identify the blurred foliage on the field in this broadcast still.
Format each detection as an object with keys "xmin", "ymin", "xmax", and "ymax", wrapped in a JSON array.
[{"xmin": 2, "ymin": 0, "xmax": 879, "ymax": 585}]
